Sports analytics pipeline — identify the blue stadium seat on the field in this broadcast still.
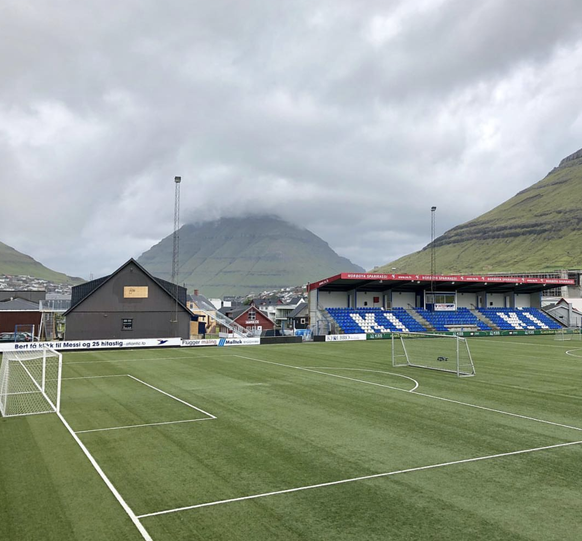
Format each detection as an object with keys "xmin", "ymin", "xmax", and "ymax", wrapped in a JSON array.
[
  {"xmin": 323, "ymin": 306, "xmax": 561, "ymax": 334},
  {"xmin": 325, "ymin": 308, "xmax": 426, "ymax": 334},
  {"xmin": 477, "ymin": 307, "xmax": 561, "ymax": 330},
  {"xmin": 415, "ymin": 307, "xmax": 491, "ymax": 331}
]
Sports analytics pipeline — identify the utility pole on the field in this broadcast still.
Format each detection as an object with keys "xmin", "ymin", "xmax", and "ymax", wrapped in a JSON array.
[{"xmin": 172, "ymin": 176, "xmax": 181, "ymax": 332}]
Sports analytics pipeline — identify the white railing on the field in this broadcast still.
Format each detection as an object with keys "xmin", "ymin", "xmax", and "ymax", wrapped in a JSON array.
[{"xmin": 193, "ymin": 299, "xmax": 258, "ymax": 337}]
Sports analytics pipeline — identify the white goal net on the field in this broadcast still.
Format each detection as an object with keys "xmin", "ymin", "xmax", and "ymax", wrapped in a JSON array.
[
  {"xmin": 554, "ymin": 328, "xmax": 582, "ymax": 341},
  {"xmin": 392, "ymin": 332, "xmax": 475, "ymax": 377},
  {"xmin": 0, "ymin": 348, "xmax": 62, "ymax": 417}
]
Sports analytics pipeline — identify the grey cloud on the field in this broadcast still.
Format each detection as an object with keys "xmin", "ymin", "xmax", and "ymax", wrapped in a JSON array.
[{"xmin": 1, "ymin": 1, "xmax": 582, "ymax": 278}]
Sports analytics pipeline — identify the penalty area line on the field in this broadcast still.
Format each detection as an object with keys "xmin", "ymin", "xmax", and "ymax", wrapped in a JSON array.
[
  {"xmin": 75, "ymin": 417, "xmax": 214, "ymax": 434},
  {"xmin": 66, "ymin": 355, "xmax": 217, "ymax": 365},
  {"xmin": 127, "ymin": 375, "xmax": 216, "ymax": 419},
  {"xmin": 138, "ymin": 439, "xmax": 582, "ymax": 518},
  {"xmin": 57, "ymin": 412, "xmax": 154, "ymax": 540},
  {"xmin": 233, "ymin": 354, "xmax": 582, "ymax": 433},
  {"xmin": 234, "ymin": 355, "xmax": 417, "ymax": 394},
  {"xmin": 302, "ymin": 367, "xmax": 419, "ymax": 392}
]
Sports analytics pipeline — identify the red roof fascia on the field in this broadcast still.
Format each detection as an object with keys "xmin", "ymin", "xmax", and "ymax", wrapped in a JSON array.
[
  {"xmin": 307, "ymin": 272, "xmax": 575, "ymax": 287},
  {"xmin": 307, "ymin": 274, "xmax": 342, "ymax": 291}
]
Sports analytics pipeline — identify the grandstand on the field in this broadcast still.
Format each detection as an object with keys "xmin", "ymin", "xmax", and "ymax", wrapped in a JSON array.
[{"xmin": 308, "ymin": 272, "xmax": 572, "ymax": 336}]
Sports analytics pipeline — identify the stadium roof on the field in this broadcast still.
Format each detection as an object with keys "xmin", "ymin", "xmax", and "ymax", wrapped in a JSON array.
[{"xmin": 308, "ymin": 273, "xmax": 575, "ymax": 294}]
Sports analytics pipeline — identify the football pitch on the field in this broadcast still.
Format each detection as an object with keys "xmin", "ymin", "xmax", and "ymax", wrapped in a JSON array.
[{"xmin": 2, "ymin": 336, "xmax": 582, "ymax": 540}]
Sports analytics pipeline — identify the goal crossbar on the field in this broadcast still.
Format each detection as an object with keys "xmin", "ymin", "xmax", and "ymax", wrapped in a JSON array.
[{"xmin": 392, "ymin": 332, "xmax": 475, "ymax": 377}]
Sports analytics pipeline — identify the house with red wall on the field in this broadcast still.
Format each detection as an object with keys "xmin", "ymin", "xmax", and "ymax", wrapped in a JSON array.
[
  {"xmin": 219, "ymin": 301, "xmax": 274, "ymax": 334},
  {"xmin": 0, "ymin": 298, "xmax": 42, "ymax": 336}
]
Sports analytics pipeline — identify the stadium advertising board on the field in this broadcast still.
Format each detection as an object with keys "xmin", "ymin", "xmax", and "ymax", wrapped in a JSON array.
[
  {"xmin": 218, "ymin": 337, "xmax": 261, "ymax": 346},
  {"xmin": 181, "ymin": 338, "xmax": 260, "ymax": 347},
  {"xmin": 366, "ymin": 329, "xmax": 559, "ymax": 340},
  {"xmin": 182, "ymin": 339, "xmax": 219, "ymax": 347},
  {"xmin": 325, "ymin": 334, "xmax": 367, "ymax": 342},
  {"xmin": 0, "ymin": 337, "xmax": 182, "ymax": 352},
  {"xmin": 0, "ymin": 336, "xmax": 261, "ymax": 352},
  {"xmin": 341, "ymin": 273, "xmax": 574, "ymax": 285}
]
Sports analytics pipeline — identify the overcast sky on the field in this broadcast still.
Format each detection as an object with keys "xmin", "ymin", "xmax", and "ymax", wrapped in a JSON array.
[{"xmin": 1, "ymin": 0, "xmax": 582, "ymax": 279}]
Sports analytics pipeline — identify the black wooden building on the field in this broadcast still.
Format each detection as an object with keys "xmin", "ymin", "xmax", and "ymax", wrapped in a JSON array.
[{"xmin": 64, "ymin": 259, "xmax": 192, "ymax": 340}]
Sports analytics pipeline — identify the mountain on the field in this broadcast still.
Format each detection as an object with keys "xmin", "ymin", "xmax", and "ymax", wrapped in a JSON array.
[
  {"xmin": 377, "ymin": 147, "xmax": 582, "ymax": 275},
  {"xmin": 0, "ymin": 241, "xmax": 78, "ymax": 283},
  {"xmin": 138, "ymin": 216, "xmax": 364, "ymax": 297}
]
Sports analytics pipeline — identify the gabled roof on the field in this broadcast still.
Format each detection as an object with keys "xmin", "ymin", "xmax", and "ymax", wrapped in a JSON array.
[
  {"xmin": 251, "ymin": 298, "xmax": 279, "ymax": 307},
  {"xmin": 553, "ymin": 298, "xmax": 582, "ymax": 314},
  {"xmin": 288, "ymin": 302, "xmax": 308, "ymax": 318},
  {"xmin": 220, "ymin": 302, "xmax": 271, "ymax": 322},
  {"xmin": 189, "ymin": 293, "xmax": 216, "ymax": 312},
  {"xmin": 64, "ymin": 258, "xmax": 190, "ymax": 316},
  {"xmin": 0, "ymin": 298, "xmax": 40, "ymax": 311},
  {"xmin": 228, "ymin": 306, "xmax": 249, "ymax": 320},
  {"xmin": 69, "ymin": 276, "xmax": 109, "ymax": 308}
]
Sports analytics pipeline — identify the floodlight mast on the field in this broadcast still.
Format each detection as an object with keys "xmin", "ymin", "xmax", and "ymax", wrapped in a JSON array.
[
  {"xmin": 172, "ymin": 176, "xmax": 181, "ymax": 332},
  {"xmin": 430, "ymin": 206, "xmax": 437, "ymax": 311}
]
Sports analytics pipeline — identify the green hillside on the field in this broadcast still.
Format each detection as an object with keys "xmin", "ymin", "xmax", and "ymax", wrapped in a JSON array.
[
  {"xmin": 377, "ymin": 147, "xmax": 582, "ymax": 274},
  {"xmin": 0, "ymin": 241, "xmax": 78, "ymax": 283},
  {"xmin": 138, "ymin": 216, "xmax": 364, "ymax": 297}
]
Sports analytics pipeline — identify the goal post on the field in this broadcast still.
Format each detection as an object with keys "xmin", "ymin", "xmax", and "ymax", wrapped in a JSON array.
[
  {"xmin": 0, "ymin": 348, "xmax": 62, "ymax": 417},
  {"xmin": 392, "ymin": 332, "xmax": 475, "ymax": 377}
]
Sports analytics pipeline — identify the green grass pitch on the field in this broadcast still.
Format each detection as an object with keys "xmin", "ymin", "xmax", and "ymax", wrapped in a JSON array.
[{"xmin": 2, "ymin": 336, "xmax": 582, "ymax": 540}]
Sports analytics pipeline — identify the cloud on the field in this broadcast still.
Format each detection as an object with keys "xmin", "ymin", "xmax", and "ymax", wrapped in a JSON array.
[{"xmin": 1, "ymin": 0, "xmax": 582, "ymax": 278}]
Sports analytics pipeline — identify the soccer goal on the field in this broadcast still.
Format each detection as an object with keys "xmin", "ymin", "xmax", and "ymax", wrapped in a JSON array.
[
  {"xmin": 0, "ymin": 348, "xmax": 62, "ymax": 417},
  {"xmin": 392, "ymin": 332, "xmax": 475, "ymax": 377},
  {"xmin": 554, "ymin": 328, "xmax": 582, "ymax": 341}
]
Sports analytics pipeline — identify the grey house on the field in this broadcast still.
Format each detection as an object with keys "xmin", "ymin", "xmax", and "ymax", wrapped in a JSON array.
[
  {"xmin": 64, "ymin": 259, "xmax": 192, "ymax": 340},
  {"xmin": 287, "ymin": 301, "xmax": 309, "ymax": 330},
  {"xmin": 544, "ymin": 298, "xmax": 582, "ymax": 329}
]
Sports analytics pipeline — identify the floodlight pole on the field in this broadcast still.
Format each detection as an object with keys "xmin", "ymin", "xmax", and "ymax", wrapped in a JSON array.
[
  {"xmin": 172, "ymin": 176, "xmax": 181, "ymax": 334},
  {"xmin": 430, "ymin": 206, "xmax": 437, "ymax": 311}
]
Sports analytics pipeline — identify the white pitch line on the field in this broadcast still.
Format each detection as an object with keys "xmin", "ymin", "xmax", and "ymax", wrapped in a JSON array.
[
  {"xmin": 76, "ymin": 417, "xmax": 214, "ymax": 434},
  {"xmin": 127, "ymin": 375, "xmax": 216, "ymax": 419},
  {"xmin": 302, "ymin": 367, "xmax": 419, "ymax": 392},
  {"xmin": 471, "ymin": 338, "xmax": 574, "ymax": 349},
  {"xmin": 235, "ymin": 355, "xmax": 416, "ymax": 394},
  {"xmin": 66, "ymin": 355, "xmax": 217, "ymax": 365},
  {"xmin": 138, "ymin": 438, "xmax": 582, "ymax": 518},
  {"xmin": 234, "ymin": 355, "xmax": 582, "ymax": 433},
  {"xmin": 566, "ymin": 349, "xmax": 582, "ymax": 359},
  {"xmin": 410, "ymin": 390, "xmax": 582, "ymax": 433},
  {"xmin": 57, "ymin": 412, "xmax": 153, "ymax": 540},
  {"xmin": 62, "ymin": 374, "xmax": 129, "ymax": 380}
]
